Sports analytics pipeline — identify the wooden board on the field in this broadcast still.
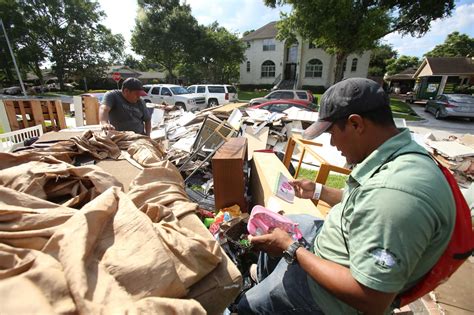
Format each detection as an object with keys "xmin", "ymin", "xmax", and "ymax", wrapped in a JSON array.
[
  {"xmin": 244, "ymin": 126, "xmax": 269, "ymax": 161},
  {"xmin": 212, "ymin": 137, "xmax": 248, "ymax": 212},
  {"xmin": 212, "ymin": 102, "xmax": 248, "ymax": 114},
  {"xmin": 250, "ymin": 152, "xmax": 324, "ymax": 218},
  {"xmin": 2, "ymin": 99, "xmax": 66, "ymax": 132},
  {"xmin": 82, "ymin": 96, "xmax": 100, "ymax": 125}
]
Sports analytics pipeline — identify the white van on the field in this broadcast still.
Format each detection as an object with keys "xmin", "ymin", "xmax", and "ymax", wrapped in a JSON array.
[{"xmin": 187, "ymin": 84, "xmax": 238, "ymax": 107}]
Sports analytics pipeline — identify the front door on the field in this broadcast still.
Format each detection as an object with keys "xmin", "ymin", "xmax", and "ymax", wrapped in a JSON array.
[{"xmin": 285, "ymin": 63, "xmax": 297, "ymax": 80}]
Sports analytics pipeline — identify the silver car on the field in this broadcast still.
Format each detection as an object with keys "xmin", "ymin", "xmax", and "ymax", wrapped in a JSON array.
[
  {"xmin": 425, "ymin": 94, "xmax": 474, "ymax": 121},
  {"xmin": 249, "ymin": 89, "xmax": 315, "ymax": 106}
]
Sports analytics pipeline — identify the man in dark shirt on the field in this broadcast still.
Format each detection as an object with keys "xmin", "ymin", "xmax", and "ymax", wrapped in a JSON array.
[{"xmin": 99, "ymin": 78, "xmax": 151, "ymax": 136}]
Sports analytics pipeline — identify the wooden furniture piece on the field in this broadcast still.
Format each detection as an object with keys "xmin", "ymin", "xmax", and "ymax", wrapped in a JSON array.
[
  {"xmin": 212, "ymin": 137, "xmax": 248, "ymax": 212},
  {"xmin": 250, "ymin": 151, "xmax": 324, "ymax": 218},
  {"xmin": 312, "ymin": 163, "xmax": 352, "ymax": 216},
  {"xmin": 3, "ymin": 99, "xmax": 67, "ymax": 133},
  {"xmin": 0, "ymin": 124, "xmax": 43, "ymax": 152},
  {"xmin": 281, "ymin": 136, "xmax": 351, "ymax": 217},
  {"xmin": 82, "ymin": 96, "xmax": 100, "ymax": 125}
]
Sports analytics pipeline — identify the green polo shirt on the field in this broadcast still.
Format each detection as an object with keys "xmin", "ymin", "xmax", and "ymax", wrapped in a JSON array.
[{"xmin": 308, "ymin": 128, "xmax": 455, "ymax": 314}]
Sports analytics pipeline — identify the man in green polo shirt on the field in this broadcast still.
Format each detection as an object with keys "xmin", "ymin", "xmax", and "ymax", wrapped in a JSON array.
[{"xmin": 237, "ymin": 78, "xmax": 455, "ymax": 314}]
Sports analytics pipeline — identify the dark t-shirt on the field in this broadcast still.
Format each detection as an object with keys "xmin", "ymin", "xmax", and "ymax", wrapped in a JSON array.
[{"xmin": 102, "ymin": 90, "xmax": 151, "ymax": 134}]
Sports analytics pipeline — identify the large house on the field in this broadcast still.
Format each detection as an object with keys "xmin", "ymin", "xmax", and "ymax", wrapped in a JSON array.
[{"xmin": 239, "ymin": 21, "xmax": 371, "ymax": 90}]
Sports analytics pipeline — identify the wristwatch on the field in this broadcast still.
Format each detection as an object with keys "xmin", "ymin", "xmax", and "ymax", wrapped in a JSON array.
[{"xmin": 283, "ymin": 241, "xmax": 303, "ymax": 264}]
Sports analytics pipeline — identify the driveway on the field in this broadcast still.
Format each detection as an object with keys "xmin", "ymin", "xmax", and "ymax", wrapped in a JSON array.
[{"xmin": 407, "ymin": 103, "xmax": 474, "ymax": 138}]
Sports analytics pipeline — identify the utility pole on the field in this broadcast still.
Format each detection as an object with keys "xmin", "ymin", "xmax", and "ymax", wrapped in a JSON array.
[{"xmin": 0, "ymin": 18, "xmax": 27, "ymax": 96}]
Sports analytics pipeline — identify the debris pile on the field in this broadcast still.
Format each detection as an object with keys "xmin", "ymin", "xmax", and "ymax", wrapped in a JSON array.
[
  {"xmin": 147, "ymin": 102, "xmax": 321, "ymax": 211},
  {"xmin": 424, "ymin": 133, "xmax": 474, "ymax": 187}
]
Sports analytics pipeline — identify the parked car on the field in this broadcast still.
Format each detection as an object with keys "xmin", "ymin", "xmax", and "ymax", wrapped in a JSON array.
[
  {"xmin": 142, "ymin": 84, "xmax": 206, "ymax": 111},
  {"xmin": 249, "ymin": 99, "xmax": 318, "ymax": 113},
  {"xmin": 4, "ymin": 86, "xmax": 22, "ymax": 95},
  {"xmin": 81, "ymin": 92, "xmax": 106, "ymax": 103},
  {"xmin": 187, "ymin": 84, "xmax": 238, "ymax": 107},
  {"xmin": 249, "ymin": 89, "xmax": 315, "ymax": 106},
  {"xmin": 425, "ymin": 94, "xmax": 474, "ymax": 121}
]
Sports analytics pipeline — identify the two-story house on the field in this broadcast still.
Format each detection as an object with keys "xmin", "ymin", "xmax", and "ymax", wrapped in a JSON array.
[{"xmin": 239, "ymin": 21, "xmax": 371, "ymax": 90}]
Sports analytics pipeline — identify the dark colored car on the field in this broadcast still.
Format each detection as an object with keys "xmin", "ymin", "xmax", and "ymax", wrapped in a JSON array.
[
  {"xmin": 249, "ymin": 99, "xmax": 318, "ymax": 113},
  {"xmin": 425, "ymin": 94, "xmax": 474, "ymax": 120}
]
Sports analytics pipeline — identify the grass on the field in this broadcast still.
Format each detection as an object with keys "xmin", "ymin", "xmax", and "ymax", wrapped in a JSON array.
[
  {"xmin": 390, "ymin": 98, "xmax": 422, "ymax": 121},
  {"xmin": 297, "ymin": 168, "xmax": 348, "ymax": 189},
  {"xmin": 238, "ymin": 90, "xmax": 268, "ymax": 101}
]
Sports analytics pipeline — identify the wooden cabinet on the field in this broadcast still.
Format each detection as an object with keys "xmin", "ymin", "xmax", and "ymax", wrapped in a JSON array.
[{"xmin": 212, "ymin": 137, "xmax": 248, "ymax": 212}]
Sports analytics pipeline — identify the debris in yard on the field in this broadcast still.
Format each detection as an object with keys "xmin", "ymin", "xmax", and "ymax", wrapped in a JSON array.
[{"xmin": 423, "ymin": 133, "xmax": 474, "ymax": 187}]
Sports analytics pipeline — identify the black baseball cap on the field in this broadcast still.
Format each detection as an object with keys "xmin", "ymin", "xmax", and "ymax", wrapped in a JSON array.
[
  {"xmin": 303, "ymin": 78, "xmax": 389, "ymax": 139},
  {"xmin": 122, "ymin": 77, "xmax": 147, "ymax": 96}
]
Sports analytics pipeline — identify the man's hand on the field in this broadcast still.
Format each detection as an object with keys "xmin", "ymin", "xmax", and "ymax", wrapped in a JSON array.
[
  {"xmin": 100, "ymin": 123, "xmax": 115, "ymax": 131},
  {"xmin": 290, "ymin": 179, "xmax": 316, "ymax": 199},
  {"xmin": 249, "ymin": 228, "xmax": 294, "ymax": 257}
]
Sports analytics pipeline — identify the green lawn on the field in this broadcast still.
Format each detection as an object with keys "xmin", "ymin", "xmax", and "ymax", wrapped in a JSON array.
[
  {"xmin": 238, "ymin": 90, "xmax": 268, "ymax": 101},
  {"xmin": 297, "ymin": 168, "xmax": 348, "ymax": 189}
]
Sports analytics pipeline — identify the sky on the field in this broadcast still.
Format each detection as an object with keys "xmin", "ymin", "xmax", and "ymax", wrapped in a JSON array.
[{"xmin": 98, "ymin": 0, "xmax": 474, "ymax": 59}]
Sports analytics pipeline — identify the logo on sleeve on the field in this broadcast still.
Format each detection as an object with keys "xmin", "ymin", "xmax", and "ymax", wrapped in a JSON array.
[{"xmin": 369, "ymin": 248, "xmax": 400, "ymax": 269}]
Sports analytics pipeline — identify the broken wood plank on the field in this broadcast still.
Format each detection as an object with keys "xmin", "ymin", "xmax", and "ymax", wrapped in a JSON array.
[{"xmin": 244, "ymin": 126, "xmax": 269, "ymax": 161}]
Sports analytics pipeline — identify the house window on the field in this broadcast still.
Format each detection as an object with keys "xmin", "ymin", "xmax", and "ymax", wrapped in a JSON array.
[
  {"xmin": 351, "ymin": 58, "xmax": 358, "ymax": 72},
  {"xmin": 246, "ymin": 61, "xmax": 251, "ymax": 72},
  {"xmin": 305, "ymin": 59, "xmax": 323, "ymax": 78},
  {"xmin": 342, "ymin": 58, "xmax": 347, "ymax": 72},
  {"xmin": 261, "ymin": 60, "xmax": 276, "ymax": 77},
  {"xmin": 263, "ymin": 39, "xmax": 276, "ymax": 51},
  {"xmin": 309, "ymin": 42, "xmax": 316, "ymax": 49},
  {"xmin": 247, "ymin": 41, "xmax": 251, "ymax": 48}
]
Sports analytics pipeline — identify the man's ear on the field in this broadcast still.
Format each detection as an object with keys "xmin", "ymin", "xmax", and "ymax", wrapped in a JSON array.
[{"xmin": 347, "ymin": 114, "xmax": 365, "ymax": 134}]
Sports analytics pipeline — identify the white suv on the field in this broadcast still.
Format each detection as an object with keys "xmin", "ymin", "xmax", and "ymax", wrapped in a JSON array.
[
  {"xmin": 142, "ymin": 84, "xmax": 207, "ymax": 111},
  {"xmin": 187, "ymin": 84, "xmax": 238, "ymax": 107}
]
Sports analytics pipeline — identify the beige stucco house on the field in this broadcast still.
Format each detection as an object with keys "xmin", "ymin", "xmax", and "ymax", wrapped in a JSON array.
[{"xmin": 239, "ymin": 22, "xmax": 371, "ymax": 89}]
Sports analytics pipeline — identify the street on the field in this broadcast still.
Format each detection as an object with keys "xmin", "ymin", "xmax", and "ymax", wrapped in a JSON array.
[{"xmin": 407, "ymin": 103, "xmax": 474, "ymax": 138}]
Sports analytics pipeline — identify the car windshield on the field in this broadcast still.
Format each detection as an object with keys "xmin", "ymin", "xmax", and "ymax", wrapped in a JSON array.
[
  {"xmin": 448, "ymin": 95, "xmax": 474, "ymax": 103},
  {"xmin": 143, "ymin": 86, "xmax": 151, "ymax": 93},
  {"xmin": 170, "ymin": 86, "xmax": 189, "ymax": 95}
]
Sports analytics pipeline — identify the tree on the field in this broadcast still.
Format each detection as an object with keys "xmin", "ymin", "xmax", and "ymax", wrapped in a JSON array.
[
  {"xmin": 368, "ymin": 43, "xmax": 398, "ymax": 77},
  {"xmin": 0, "ymin": 1, "xmax": 45, "ymax": 85},
  {"xmin": 3, "ymin": 0, "xmax": 124, "ymax": 90},
  {"xmin": 132, "ymin": 0, "xmax": 203, "ymax": 81},
  {"xmin": 385, "ymin": 55, "xmax": 420, "ymax": 75},
  {"xmin": 425, "ymin": 32, "xmax": 474, "ymax": 58},
  {"xmin": 242, "ymin": 29, "xmax": 255, "ymax": 37},
  {"xmin": 179, "ymin": 22, "xmax": 245, "ymax": 83},
  {"xmin": 132, "ymin": 1, "xmax": 245, "ymax": 84},
  {"xmin": 264, "ymin": 0, "xmax": 455, "ymax": 83}
]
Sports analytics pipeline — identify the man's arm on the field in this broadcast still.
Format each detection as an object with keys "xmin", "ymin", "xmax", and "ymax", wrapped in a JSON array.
[
  {"xmin": 99, "ymin": 104, "xmax": 115, "ymax": 131},
  {"xmin": 250, "ymin": 229, "xmax": 397, "ymax": 314},
  {"xmin": 290, "ymin": 179, "xmax": 343, "ymax": 207},
  {"xmin": 144, "ymin": 120, "xmax": 151, "ymax": 136}
]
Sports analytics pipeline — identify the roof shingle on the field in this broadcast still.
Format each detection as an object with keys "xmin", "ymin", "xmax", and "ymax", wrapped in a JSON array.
[{"xmin": 242, "ymin": 21, "xmax": 278, "ymax": 41}]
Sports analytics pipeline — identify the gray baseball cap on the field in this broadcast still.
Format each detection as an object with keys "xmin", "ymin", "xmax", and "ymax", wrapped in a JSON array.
[
  {"xmin": 302, "ymin": 78, "xmax": 389, "ymax": 139},
  {"xmin": 122, "ymin": 77, "xmax": 147, "ymax": 96}
]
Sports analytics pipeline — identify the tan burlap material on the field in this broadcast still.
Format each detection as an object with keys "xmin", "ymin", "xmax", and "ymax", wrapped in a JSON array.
[{"xmin": 0, "ymin": 132, "xmax": 221, "ymax": 315}]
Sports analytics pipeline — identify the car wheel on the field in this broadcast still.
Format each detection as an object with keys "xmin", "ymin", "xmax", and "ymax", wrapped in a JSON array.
[
  {"xmin": 176, "ymin": 102, "xmax": 186, "ymax": 111},
  {"xmin": 435, "ymin": 109, "xmax": 442, "ymax": 120},
  {"xmin": 208, "ymin": 99, "xmax": 218, "ymax": 107}
]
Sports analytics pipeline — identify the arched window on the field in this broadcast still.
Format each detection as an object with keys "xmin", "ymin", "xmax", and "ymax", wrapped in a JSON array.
[
  {"xmin": 305, "ymin": 59, "xmax": 323, "ymax": 77},
  {"xmin": 351, "ymin": 58, "xmax": 358, "ymax": 72},
  {"xmin": 261, "ymin": 60, "xmax": 275, "ymax": 77},
  {"xmin": 246, "ymin": 61, "xmax": 251, "ymax": 72}
]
